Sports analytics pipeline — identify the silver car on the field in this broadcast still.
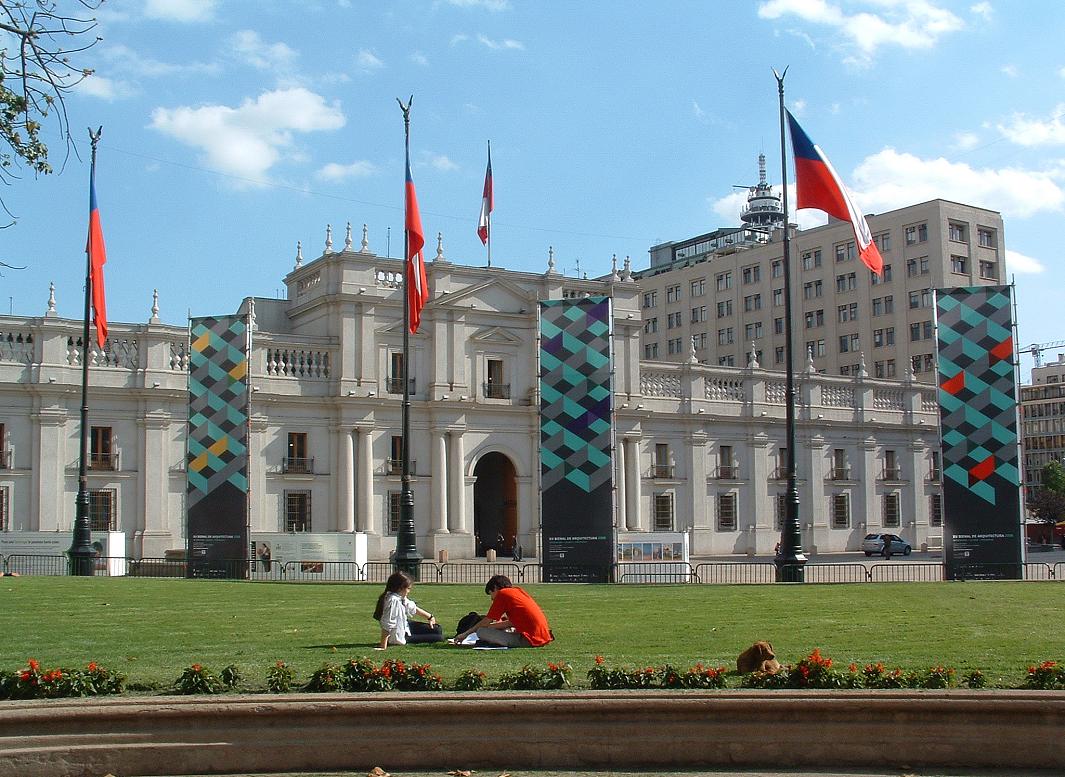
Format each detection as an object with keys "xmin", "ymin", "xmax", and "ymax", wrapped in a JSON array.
[{"xmin": 862, "ymin": 533, "xmax": 912, "ymax": 557}]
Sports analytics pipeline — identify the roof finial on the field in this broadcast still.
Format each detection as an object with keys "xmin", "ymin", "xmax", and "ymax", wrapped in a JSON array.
[
  {"xmin": 150, "ymin": 288, "xmax": 160, "ymax": 323},
  {"xmin": 344, "ymin": 221, "xmax": 353, "ymax": 251},
  {"xmin": 546, "ymin": 246, "xmax": 557, "ymax": 275},
  {"xmin": 858, "ymin": 351, "xmax": 868, "ymax": 379},
  {"xmin": 435, "ymin": 231, "xmax": 447, "ymax": 263},
  {"xmin": 748, "ymin": 341, "xmax": 760, "ymax": 369},
  {"xmin": 324, "ymin": 223, "xmax": 333, "ymax": 254},
  {"xmin": 46, "ymin": 281, "xmax": 57, "ymax": 316},
  {"xmin": 295, "ymin": 240, "xmax": 303, "ymax": 268},
  {"xmin": 622, "ymin": 255, "xmax": 633, "ymax": 282},
  {"xmin": 610, "ymin": 253, "xmax": 620, "ymax": 281},
  {"xmin": 805, "ymin": 345, "xmax": 816, "ymax": 374},
  {"xmin": 689, "ymin": 335, "xmax": 698, "ymax": 364},
  {"xmin": 360, "ymin": 223, "xmax": 370, "ymax": 253}
]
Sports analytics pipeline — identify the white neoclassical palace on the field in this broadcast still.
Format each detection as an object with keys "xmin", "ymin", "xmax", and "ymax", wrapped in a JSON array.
[{"xmin": 0, "ymin": 231, "xmax": 944, "ymax": 560}]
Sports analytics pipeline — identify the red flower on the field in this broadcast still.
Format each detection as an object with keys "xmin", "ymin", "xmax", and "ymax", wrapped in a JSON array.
[
  {"xmin": 191, "ymin": 664, "xmax": 202, "ymax": 672},
  {"xmin": 1041, "ymin": 661, "xmax": 1057, "ymax": 669},
  {"xmin": 27, "ymin": 659, "xmax": 40, "ymax": 672},
  {"xmin": 19, "ymin": 671, "xmax": 31, "ymax": 682},
  {"xmin": 87, "ymin": 662, "xmax": 98, "ymax": 672},
  {"xmin": 848, "ymin": 663, "xmax": 858, "ymax": 673},
  {"xmin": 594, "ymin": 655, "xmax": 604, "ymax": 665}
]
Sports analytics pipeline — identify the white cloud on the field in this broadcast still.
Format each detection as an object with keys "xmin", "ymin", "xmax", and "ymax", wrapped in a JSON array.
[
  {"xmin": 953, "ymin": 131, "xmax": 980, "ymax": 150},
  {"xmin": 450, "ymin": 33, "xmax": 469, "ymax": 46},
  {"xmin": 757, "ymin": 0, "xmax": 964, "ymax": 64},
  {"xmin": 444, "ymin": 0, "xmax": 511, "ymax": 9},
  {"xmin": 423, "ymin": 153, "xmax": 459, "ymax": 172},
  {"xmin": 1060, "ymin": 66, "xmax": 1065, "ymax": 79},
  {"xmin": 316, "ymin": 161, "xmax": 377, "ymax": 181},
  {"xmin": 475, "ymin": 34, "xmax": 524, "ymax": 50},
  {"xmin": 692, "ymin": 100, "xmax": 706, "ymax": 122},
  {"xmin": 231, "ymin": 31, "xmax": 299, "ymax": 72},
  {"xmin": 76, "ymin": 74, "xmax": 128, "ymax": 101},
  {"xmin": 151, "ymin": 87, "xmax": 346, "ymax": 182},
  {"xmin": 791, "ymin": 98, "xmax": 807, "ymax": 116},
  {"xmin": 1000, "ymin": 63, "xmax": 1018, "ymax": 77},
  {"xmin": 411, "ymin": 51, "xmax": 429, "ymax": 66},
  {"xmin": 357, "ymin": 49, "xmax": 385, "ymax": 72},
  {"xmin": 102, "ymin": 44, "xmax": 217, "ymax": 79},
  {"xmin": 144, "ymin": 0, "xmax": 216, "ymax": 22},
  {"xmin": 997, "ymin": 104, "xmax": 1065, "ymax": 146},
  {"xmin": 970, "ymin": 1, "xmax": 993, "ymax": 21},
  {"xmin": 851, "ymin": 148, "xmax": 1064, "ymax": 219},
  {"xmin": 1006, "ymin": 249, "xmax": 1045, "ymax": 274}
]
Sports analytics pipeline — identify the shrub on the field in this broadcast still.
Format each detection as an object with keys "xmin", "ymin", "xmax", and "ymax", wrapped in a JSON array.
[
  {"xmin": 305, "ymin": 663, "xmax": 343, "ymax": 692},
  {"xmin": 498, "ymin": 661, "xmax": 571, "ymax": 690},
  {"xmin": 266, "ymin": 661, "xmax": 294, "ymax": 693},
  {"xmin": 454, "ymin": 669, "xmax": 487, "ymax": 691},
  {"xmin": 1024, "ymin": 661, "xmax": 1065, "ymax": 690},
  {"xmin": 382, "ymin": 659, "xmax": 444, "ymax": 691},
  {"xmin": 786, "ymin": 648, "xmax": 846, "ymax": 689},
  {"xmin": 915, "ymin": 665, "xmax": 957, "ymax": 689},
  {"xmin": 220, "ymin": 664, "xmax": 242, "ymax": 690},
  {"xmin": 587, "ymin": 656, "xmax": 656, "ymax": 690},
  {"xmin": 175, "ymin": 664, "xmax": 223, "ymax": 695},
  {"xmin": 964, "ymin": 669, "xmax": 987, "ymax": 689},
  {"xmin": 660, "ymin": 663, "xmax": 729, "ymax": 689},
  {"xmin": 862, "ymin": 662, "xmax": 909, "ymax": 689},
  {"xmin": 343, "ymin": 658, "xmax": 391, "ymax": 692}
]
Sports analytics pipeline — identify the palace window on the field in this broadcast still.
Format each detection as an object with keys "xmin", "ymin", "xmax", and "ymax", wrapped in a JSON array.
[
  {"xmin": 717, "ymin": 493, "xmax": 737, "ymax": 531},
  {"xmin": 831, "ymin": 493, "xmax": 850, "ymax": 529},
  {"xmin": 89, "ymin": 488, "xmax": 117, "ymax": 531},
  {"xmin": 653, "ymin": 492, "xmax": 674, "ymax": 531}
]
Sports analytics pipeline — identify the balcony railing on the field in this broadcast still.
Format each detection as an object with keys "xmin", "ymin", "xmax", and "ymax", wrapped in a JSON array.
[
  {"xmin": 0, "ymin": 450, "xmax": 9, "ymax": 469},
  {"xmin": 483, "ymin": 382, "xmax": 511, "ymax": 399},
  {"xmin": 89, "ymin": 452, "xmax": 119, "ymax": 471},
  {"xmin": 881, "ymin": 467, "xmax": 902, "ymax": 481},
  {"xmin": 716, "ymin": 465, "xmax": 738, "ymax": 480},
  {"xmin": 387, "ymin": 458, "xmax": 417, "ymax": 475},
  {"xmin": 650, "ymin": 464, "xmax": 674, "ymax": 479},
  {"xmin": 386, "ymin": 377, "xmax": 416, "ymax": 395},
  {"xmin": 829, "ymin": 466, "xmax": 851, "ymax": 481},
  {"xmin": 928, "ymin": 468, "xmax": 942, "ymax": 482},
  {"xmin": 283, "ymin": 457, "xmax": 314, "ymax": 475}
]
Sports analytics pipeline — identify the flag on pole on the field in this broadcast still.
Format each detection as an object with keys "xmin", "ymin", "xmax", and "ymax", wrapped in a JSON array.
[
  {"xmin": 405, "ymin": 153, "xmax": 428, "ymax": 334},
  {"xmin": 786, "ymin": 110, "xmax": 883, "ymax": 276},
  {"xmin": 477, "ymin": 142, "xmax": 493, "ymax": 245},
  {"xmin": 87, "ymin": 166, "xmax": 109, "ymax": 348}
]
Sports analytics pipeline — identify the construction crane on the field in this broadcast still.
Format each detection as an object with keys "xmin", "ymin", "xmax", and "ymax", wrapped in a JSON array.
[{"xmin": 1025, "ymin": 339, "xmax": 1065, "ymax": 368}]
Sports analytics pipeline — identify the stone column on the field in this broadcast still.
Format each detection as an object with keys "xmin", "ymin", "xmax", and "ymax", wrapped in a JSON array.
[
  {"xmin": 338, "ymin": 427, "xmax": 355, "ymax": 532},
  {"xmin": 624, "ymin": 436, "xmax": 644, "ymax": 531},
  {"xmin": 32, "ymin": 409, "xmax": 67, "ymax": 532},
  {"xmin": 749, "ymin": 433, "xmax": 771, "ymax": 555},
  {"xmin": 138, "ymin": 413, "xmax": 172, "ymax": 557},
  {"xmin": 431, "ymin": 430, "xmax": 449, "ymax": 534},
  {"xmin": 356, "ymin": 427, "xmax": 375, "ymax": 534},
  {"xmin": 615, "ymin": 438, "xmax": 627, "ymax": 532},
  {"xmin": 448, "ymin": 430, "xmax": 466, "ymax": 533}
]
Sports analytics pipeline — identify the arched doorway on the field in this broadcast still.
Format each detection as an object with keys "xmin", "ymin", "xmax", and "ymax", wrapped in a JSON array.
[{"xmin": 473, "ymin": 452, "xmax": 518, "ymax": 557}]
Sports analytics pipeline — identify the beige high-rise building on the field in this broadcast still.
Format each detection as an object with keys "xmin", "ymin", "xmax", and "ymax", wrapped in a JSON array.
[{"xmin": 634, "ymin": 173, "xmax": 1006, "ymax": 383}]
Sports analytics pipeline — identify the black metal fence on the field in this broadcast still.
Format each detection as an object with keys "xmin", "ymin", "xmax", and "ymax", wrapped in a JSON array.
[{"xmin": 2, "ymin": 554, "xmax": 1063, "ymax": 584}]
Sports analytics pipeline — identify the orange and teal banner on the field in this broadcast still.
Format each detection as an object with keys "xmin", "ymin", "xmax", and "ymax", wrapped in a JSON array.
[{"xmin": 187, "ymin": 315, "xmax": 249, "ymax": 578}]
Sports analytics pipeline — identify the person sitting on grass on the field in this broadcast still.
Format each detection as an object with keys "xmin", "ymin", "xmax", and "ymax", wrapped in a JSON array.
[
  {"xmin": 452, "ymin": 574, "xmax": 553, "ymax": 648},
  {"xmin": 373, "ymin": 571, "xmax": 443, "ymax": 650}
]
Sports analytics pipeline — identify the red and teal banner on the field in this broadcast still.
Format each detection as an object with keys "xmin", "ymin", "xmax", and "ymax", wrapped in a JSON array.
[{"xmin": 936, "ymin": 286, "xmax": 1022, "ymax": 579}]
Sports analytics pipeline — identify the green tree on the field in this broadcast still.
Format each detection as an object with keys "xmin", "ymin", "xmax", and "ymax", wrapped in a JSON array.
[
  {"xmin": 1041, "ymin": 460, "xmax": 1065, "ymax": 495},
  {"xmin": 1, "ymin": 0, "xmax": 101, "ymax": 226},
  {"xmin": 1029, "ymin": 461, "xmax": 1065, "ymax": 532}
]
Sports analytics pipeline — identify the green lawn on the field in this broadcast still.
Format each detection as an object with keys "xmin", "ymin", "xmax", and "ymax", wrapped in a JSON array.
[{"xmin": 3, "ymin": 577, "xmax": 1061, "ymax": 690}]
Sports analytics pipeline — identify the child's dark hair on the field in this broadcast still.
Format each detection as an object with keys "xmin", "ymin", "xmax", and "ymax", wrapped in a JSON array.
[
  {"xmin": 485, "ymin": 574, "xmax": 513, "ymax": 594},
  {"xmin": 373, "ymin": 571, "xmax": 413, "ymax": 621}
]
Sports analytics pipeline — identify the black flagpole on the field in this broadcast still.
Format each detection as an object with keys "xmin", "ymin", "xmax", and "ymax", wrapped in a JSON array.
[
  {"xmin": 69, "ymin": 127, "xmax": 103, "ymax": 576},
  {"xmin": 772, "ymin": 68, "xmax": 807, "ymax": 582},
  {"xmin": 395, "ymin": 96, "xmax": 422, "ymax": 579}
]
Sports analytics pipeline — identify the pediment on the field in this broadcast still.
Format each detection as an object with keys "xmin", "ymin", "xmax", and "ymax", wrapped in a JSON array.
[
  {"xmin": 469, "ymin": 326, "xmax": 523, "ymax": 345},
  {"xmin": 436, "ymin": 277, "xmax": 537, "ymax": 314},
  {"xmin": 375, "ymin": 318, "xmax": 431, "ymax": 338}
]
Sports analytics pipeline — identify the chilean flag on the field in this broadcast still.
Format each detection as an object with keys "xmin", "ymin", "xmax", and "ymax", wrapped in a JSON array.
[
  {"xmin": 477, "ymin": 142, "xmax": 493, "ymax": 245},
  {"xmin": 405, "ymin": 154, "xmax": 428, "ymax": 334},
  {"xmin": 86, "ymin": 166, "xmax": 109, "ymax": 348},
  {"xmin": 787, "ymin": 110, "xmax": 883, "ymax": 276}
]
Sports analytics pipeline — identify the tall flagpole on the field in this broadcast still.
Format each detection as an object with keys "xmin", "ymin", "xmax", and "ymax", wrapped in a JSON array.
[
  {"xmin": 69, "ymin": 127, "xmax": 103, "ymax": 576},
  {"xmin": 395, "ymin": 96, "xmax": 422, "ymax": 579},
  {"xmin": 486, "ymin": 140, "xmax": 492, "ymax": 269},
  {"xmin": 772, "ymin": 68, "xmax": 806, "ymax": 583}
]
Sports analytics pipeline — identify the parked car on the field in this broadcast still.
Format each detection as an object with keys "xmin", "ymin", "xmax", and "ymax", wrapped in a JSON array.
[{"xmin": 862, "ymin": 533, "xmax": 912, "ymax": 557}]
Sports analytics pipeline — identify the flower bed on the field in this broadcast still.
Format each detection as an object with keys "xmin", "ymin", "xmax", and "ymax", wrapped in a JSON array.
[{"xmin": 2, "ymin": 650, "xmax": 1062, "ymax": 699}]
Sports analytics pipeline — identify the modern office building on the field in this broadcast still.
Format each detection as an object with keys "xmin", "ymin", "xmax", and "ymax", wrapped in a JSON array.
[
  {"xmin": 0, "ymin": 228, "xmax": 944, "ymax": 560},
  {"xmin": 1020, "ymin": 354, "xmax": 1065, "ymax": 495},
  {"xmin": 636, "ymin": 173, "xmax": 1007, "ymax": 383}
]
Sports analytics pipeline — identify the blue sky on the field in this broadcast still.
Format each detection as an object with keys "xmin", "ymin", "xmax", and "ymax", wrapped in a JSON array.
[{"xmin": 3, "ymin": 0, "xmax": 1064, "ymax": 375}]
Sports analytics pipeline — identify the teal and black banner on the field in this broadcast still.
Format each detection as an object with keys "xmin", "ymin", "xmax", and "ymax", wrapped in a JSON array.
[
  {"xmin": 187, "ymin": 315, "xmax": 250, "ymax": 578},
  {"xmin": 936, "ymin": 286, "xmax": 1022, "ymax": 580},
  {"xmin": 539, "ymin": 297, "xmax": 614, "ymax": 582}
]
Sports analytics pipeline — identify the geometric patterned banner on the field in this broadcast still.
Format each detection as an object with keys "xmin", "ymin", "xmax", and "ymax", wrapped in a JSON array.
[
  {"xmin": 539, "ymin": 297, "xmax": 614, "ymax": 582},
  {"xmin": 936, "ymin": 286, "xmax": 1022, "ymax": 580},
  {"xmin": 186, "ymin": 315, "xmax": 249, "ymax": 577}
]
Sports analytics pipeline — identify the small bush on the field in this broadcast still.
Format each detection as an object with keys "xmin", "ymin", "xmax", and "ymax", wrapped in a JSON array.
[
  {"xmin": 175, "ymin": 664, "xmax": 223, "ymax": 695},
  {"xmin": 1024, "ymin": 661, "xmax": 1065, "ymax": 690},
  {"xmin": 266, "ymin": 661, "xmax": 294, "ymax": 693},
  {"xmin": 305, "ymin": 663, "xmax": 343, "ymax": 692},
  {"xmin": 343, "ymin": 658, "xmax": 391, "ymax": 692},
  {"xmin": 382, "ymin": 659, "xmax": 444, "ymax": 691},
  {"xmin": 498, "ymin": 661, "xmax": 571, "ymax": 690},
  {"xmin": 454, "ymin": 669, "xmax": 487, "ymax": 691},
  {"xmin": 964, "ymin": 669, "xmax": 987, "ymax": 689},
  {"xmin": 219, "ymin": 664, "xmax": 242, "ymax": 690}
]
